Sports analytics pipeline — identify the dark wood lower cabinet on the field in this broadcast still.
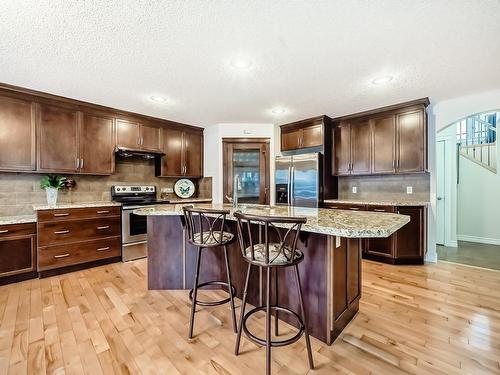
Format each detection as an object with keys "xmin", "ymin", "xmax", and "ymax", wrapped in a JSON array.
[
  {"xmin": 0, "ymin": 223, "xmax": 37, "ymax": 285},
  {"xmin": 37, "ymin": 206, "xmax": 121, "ymax": 275}
]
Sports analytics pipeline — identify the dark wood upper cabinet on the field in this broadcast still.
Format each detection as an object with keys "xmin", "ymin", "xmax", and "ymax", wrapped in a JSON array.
[
  {"xmin": 281, "ymin": 129, "xmax": 302, "ymax": 151},
  {"xmin": 140, "ymin": 124, "xmax": 162, "ymax": 152},
  {"xmin": 397, "ymin": 109, "xmax": 425, "ymax": 173},
  {"xmin": 156, "ymin": 128, "xmax": 203, "ymax": 178},
  {"xmin": 158, "ymin": 127, "xmax": 183, "ymax": 177},
  {"xmin": 332, "ymin": 98, "xmax": 428, "ymax": 176},
  {"xmin": 184, "ymin": 130, "xmax": 203, "ymax": 177},
  {"xmin": 80, "ymin": 113, "xmax": 115, "ymax": 175},
  {"xmin": 372, "ymin": 115, "xmax": 396, "ymax": 174},
  {"xmin": 301, "ymin": 124, "xmax": 323, "ymax": 148},
  {"xmin": 280, "ymin": 116, "xmax": 325, "ymax": 151},
  {"xmin": 333, "ymin": 122, "xmax": 351, "ymax": 176},
  {"xmin": 0, "ymin": 95, "xmax": 36, "ymax": 171},
  {"xmin": 350, "ymin": 120, "xmax": 371, "ymax": 175},
  {"xmin": 37, "ymin": 104, "xmax": 79, "ymax": 172},
  {"xmin": 116, "ymin": 119, "xmax": 140, "ymax": 149}
]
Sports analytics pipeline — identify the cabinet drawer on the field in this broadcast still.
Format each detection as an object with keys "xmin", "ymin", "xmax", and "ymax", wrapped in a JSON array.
[
  {"xmin": 38, "ymin": 237, "xmax": 121, "ymax": 271},
  {"xmin": 366, "ymin": 205, "xmax": 395, "ymax": 213},
  {"xmin": 324, "ymin": 203, "xmax": 366, "ymax": 211},
  {"xmin": 38, "ymin": 217, "xmax": 120, "ymax": 246},
  {"xmin": 0, "ymin": 223, "xmax": 36, "ymax": 238},
  {"xmin": 37, "ymin": 206, "xmax": 120, "ymax": 222}
]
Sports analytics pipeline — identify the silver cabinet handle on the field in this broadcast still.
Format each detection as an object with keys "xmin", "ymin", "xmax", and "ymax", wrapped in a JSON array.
[
  {"xmin": 97, "ymin": 247, "xmax": 110, "ymax": 252},
  {"xmin": 373, "ymin": 209, "xmax": 386, "ymax": 212},
  {"xmin": 0, "ymin": 229, "xmax": 9, "ymax": 234},
  {"xmin": 54, "ymin": 230, "xmax": 70, "ymax": 234},
  {"xmin": 348, "ymin": 207, "xmax": 360, "ymax": 210},
  {"xmin": 97, "ymin": 210, "xmax": 110, "ymax": 214},
  {"xmin": 76, "ymin": 158, "xmax": 79, "ymax": 169},
  {"xmin": 54, "ymin": 213, "xmax": 69, "ymax": 217},
  {"xmin": 80, "ymin": 158, "xmax": 84, "ymax": 169},
  {"xmin": 54, "ymin": 253, "xmax": 70, "ymax": 259},
  {"xmin": 392, "ymin": 160, "xmax": 396, "ymax": 169},
  {"xmin": 97, "ymin": 226, "xmax": 110, "ymax": 230}
]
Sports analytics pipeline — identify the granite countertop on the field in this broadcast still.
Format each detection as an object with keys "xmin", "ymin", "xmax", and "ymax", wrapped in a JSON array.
[
  {"xmin": 32, "ymin": 201, "xmax": 122, "ymax": 211},
  {"xmin": 0, "ymin": 214, "xmax": 37, "ymax": 225},
  {"xmin": 323, "ymin": 199, "xmax": 430, "ymax": 207},
  {"xmin": 133, "ymin": 203, "xmax": 410, "ymax": 238}
]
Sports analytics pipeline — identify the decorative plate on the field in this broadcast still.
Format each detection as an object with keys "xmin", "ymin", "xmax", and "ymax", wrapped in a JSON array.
[{"xmin": 174, "ymin": 178, "xmax": 196, "ymax": 199}]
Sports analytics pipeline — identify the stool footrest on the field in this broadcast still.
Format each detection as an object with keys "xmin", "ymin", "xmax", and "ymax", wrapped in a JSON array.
[
  {"xmin": 242, "ymin": 306, "xmax": 305, "ymax": 347},
  {"xmin": 189, "ymin": 281, "xmax": 237, "ymax": 307}
]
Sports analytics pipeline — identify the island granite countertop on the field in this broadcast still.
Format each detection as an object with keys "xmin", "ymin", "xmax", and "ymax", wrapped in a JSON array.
[{"xmin": 134, "ymin": 203, "xmax": 410, "ymax": 238}]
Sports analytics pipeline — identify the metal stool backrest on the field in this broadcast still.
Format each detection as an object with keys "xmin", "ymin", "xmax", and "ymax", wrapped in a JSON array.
[
  {"xmin": 183, "ymin": 206, "xmax": 231, "ymax": 247},
  {"xmin": 233, "ymin": 211, "xmax": 307, "ymax": 266}
]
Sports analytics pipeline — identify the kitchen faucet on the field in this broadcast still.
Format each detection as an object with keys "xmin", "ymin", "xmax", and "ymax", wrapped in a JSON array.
[{"xmin": 232, "ymin": 174, "xmax": 242, "ymax": 208}]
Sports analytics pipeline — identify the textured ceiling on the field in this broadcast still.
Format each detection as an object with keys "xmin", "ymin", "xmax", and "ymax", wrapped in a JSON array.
[{"xmin": 1, "ymin": 1, "xmax": 499, "ymax": 127}]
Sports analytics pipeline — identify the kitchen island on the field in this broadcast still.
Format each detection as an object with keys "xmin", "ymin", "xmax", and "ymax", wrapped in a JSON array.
[{"xmin": 134, "ymin": 203, "xmax": 409, "ymax": 344}]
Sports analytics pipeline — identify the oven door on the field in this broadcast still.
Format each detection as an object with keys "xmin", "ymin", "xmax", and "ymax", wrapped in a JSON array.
[{"xmin": 122, "ymin": 205, "xmax": 148, "ymax": 242}]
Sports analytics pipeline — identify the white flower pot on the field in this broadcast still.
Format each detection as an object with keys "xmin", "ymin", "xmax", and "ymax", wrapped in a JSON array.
[{"xmin": 45, "ymin": 187, "xmax": 58, "ymax": 206}]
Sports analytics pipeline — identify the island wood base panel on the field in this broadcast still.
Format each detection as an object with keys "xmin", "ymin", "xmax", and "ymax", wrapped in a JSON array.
[{"xmin": 147, "ymin": 215, "xmax": 361, "ymax": 344}]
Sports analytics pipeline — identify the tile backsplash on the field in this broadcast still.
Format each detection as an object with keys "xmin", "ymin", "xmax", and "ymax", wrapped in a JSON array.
[
  {"xmin": 0, "ymin": 157, "xmax": 212, "ymax": 216},
  {"xmin": 338, "ymin": 173, "xmax": 430, "ymax": 201}
]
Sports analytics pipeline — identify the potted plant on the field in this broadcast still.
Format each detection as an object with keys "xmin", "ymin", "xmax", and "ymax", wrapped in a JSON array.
[{"xmin": 40, "ymin": 175, "xmax": 67, "ymax": 206}]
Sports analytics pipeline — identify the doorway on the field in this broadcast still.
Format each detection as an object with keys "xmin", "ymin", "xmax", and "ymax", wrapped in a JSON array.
[
  {"xmin": 222, "ymin": 138, "xmax": 270, "ymax": 205},
  {"xmin": 436, "ymin": 139, "xmax": 446, "ymax": 245}
]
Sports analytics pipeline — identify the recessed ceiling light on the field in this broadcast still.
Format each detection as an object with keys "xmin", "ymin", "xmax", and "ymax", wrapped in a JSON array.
[
  {"xmin": 229, "ymin": 58, "xmax": 254, "ymax": 70},
  {"xmin": 271, "ymin": 107, "xmax": 287, "ymax": 114},
  {"xmin": 150, "ymin": 95, "xmax": 168, "ymax": 103},
  {"xmin": 371, "ymin": 75, "xmax": 394, "ymax": 85}
]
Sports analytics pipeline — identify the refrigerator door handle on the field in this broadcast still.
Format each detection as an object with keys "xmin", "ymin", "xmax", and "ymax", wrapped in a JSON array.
[
  {"xmin": 290, "ymin": 166, "xmax": 295, "ymax": 206},
  {"xmin": 288, "ymin": 166, "xmax": 292, "ymax": 206}
]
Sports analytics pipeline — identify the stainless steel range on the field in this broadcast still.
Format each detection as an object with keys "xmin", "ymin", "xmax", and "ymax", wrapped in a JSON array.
[{"xmin": 111, "ymin": 185, "xmax": 168, "ymax": 262}]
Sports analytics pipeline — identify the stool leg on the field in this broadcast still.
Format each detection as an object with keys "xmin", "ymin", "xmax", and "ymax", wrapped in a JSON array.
[
  {"xmin": 188, "ymin": 247, "xmax": 202, "ymax": 339},
  {"xmin": 235, "ymin": 263, "xmax": 253, "ymax": 355},
  {"xmin": 265, "ymin": 267, "xmax": 272, "ymax": 375},
  {"xmin": 274, "ymin": 267, "xmax": 279, "ymax": 337},
  {"xmin": 223, "ymin": 245, "xmax": 237, "ymax": 333},
  {"xmin": 294, "ymin": 265, "xmax": 314, "ymax": 370}
]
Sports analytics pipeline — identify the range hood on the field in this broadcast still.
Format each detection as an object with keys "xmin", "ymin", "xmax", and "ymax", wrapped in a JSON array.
[{"xmin": 115, "ymin": 146, "xmax": 165, "ymax": 159}]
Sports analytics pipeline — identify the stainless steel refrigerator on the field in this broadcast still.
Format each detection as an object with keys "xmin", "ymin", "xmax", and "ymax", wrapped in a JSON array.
[{"xmin": 275, "ymin": 152, "xmax": 321, "ymax": 207}]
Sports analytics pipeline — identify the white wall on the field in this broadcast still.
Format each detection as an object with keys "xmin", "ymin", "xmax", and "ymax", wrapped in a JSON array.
[
  {"xmin": 203, "ymin": 123, "xmax": 276, "ymax": 204},
  {"xmin": 433, "ymin": 89, "xmax": 500, "ymax": 247}
]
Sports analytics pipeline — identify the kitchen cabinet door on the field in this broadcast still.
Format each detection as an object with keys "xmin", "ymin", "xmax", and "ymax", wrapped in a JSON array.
[
  {"xmin": 372, "ymin": 115, "xmax": 396, "ymax": 174},
  {"xmin": 301, "ymin": 124, "xmax": 323, "ymax": 148},
  {"xmin": 37, "ymin": 104, "xmax": 79, "ymax": 172},
  {"xmin": 80, "ymin": 113, "xmax": 114, "ymax": 175},
  {"xmin": 397, "ymin": 109, "xmax": 425, "ymax": 173},
  {"xmin": 184, "ymin": 131, "xmax": 203, "ymax": 177},
  {"xmin": 156, "ymin": 127, "xmax": 183, "ymax": 177},
  {"xmin": 140, "ymin": 124, "xmax": 161, "ymax": 152},
  {"xmin": 333, "ymin": 122, "xmax": 351, "ymax": 176},
  {"xmin": 363, "ymin": 205, "xmax": 395, "ymax": 258},
  {"xmin": 350, "ymin": 120, "xmax": 371, "ymax": 175},
  {"xmin": 394, "ymin": 206, "xmax": 425, "ymax": 261},
  {"xmin": 0, "ymin": 96, "xmax": 36, "ymax": 171},
  {"xmin": 116, "ymin": 119, "xmax": 140, "ymax": 149},
  {"xmin": 0, "ymin": 223, "xmax": 36, "ymax": 282},
  {"xmin": 281, "ymin": 129, "xmax": 302, "ymax": 151}
]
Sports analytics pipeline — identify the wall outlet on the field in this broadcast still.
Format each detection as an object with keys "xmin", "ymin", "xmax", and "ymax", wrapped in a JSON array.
[
  {"xmin": 406, "ymin": 186, "xmax": 413, "ymax": 194},
  {"xmin": 161, "ymin": 187, "xmax": 174, "ymax": 193},
  {"xmin": 352, "ymin": 186, "xmax": 357, "ymax": 194},
  {"xmin": 244, "ymin": 129, "xmax": 252, "ymax": 135}
]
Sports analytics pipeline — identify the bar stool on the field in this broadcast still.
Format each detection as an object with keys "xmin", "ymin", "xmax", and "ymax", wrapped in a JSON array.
[
  {"xmin": 182, "ymin": 206, "xmax": 237, "ymax": 339},
  {"xmin": 233, "ymin": 211, "xmax": 314, "ymax": 375}
]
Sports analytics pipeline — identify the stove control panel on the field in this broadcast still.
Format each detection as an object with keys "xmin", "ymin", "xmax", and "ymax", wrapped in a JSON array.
[{"xmin": 112, "ymin": 186, "xmax": 156, "ymax": 194}]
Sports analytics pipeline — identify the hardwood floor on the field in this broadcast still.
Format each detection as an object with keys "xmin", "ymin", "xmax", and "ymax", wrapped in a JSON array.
[{"xmin": 1, "ymin": 259, "xmax": 499, "ymax": 374}]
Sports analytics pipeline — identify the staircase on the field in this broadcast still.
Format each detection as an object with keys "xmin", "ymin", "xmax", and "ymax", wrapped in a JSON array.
[{"xmin": 457, "ymin": 113, "xmax": 497, "ymax": 173}]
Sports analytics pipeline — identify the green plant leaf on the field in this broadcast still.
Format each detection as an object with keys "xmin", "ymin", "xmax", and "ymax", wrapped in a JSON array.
[{"xmin": 40, "ymin": 175, "xmax": 67, "ymax": 190}]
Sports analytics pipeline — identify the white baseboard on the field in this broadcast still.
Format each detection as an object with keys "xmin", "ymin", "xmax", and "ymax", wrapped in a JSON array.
[
  {"xmin": 456, "ymin": 235, "xmax": 500, "ymax": 246},
  {"xmin": 425, "ymin": 251, "xmax": 438, "ymax": 263},
  {"xmin": 445, "ymin": 240, "xmax": 458, "ymax": 248}
]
